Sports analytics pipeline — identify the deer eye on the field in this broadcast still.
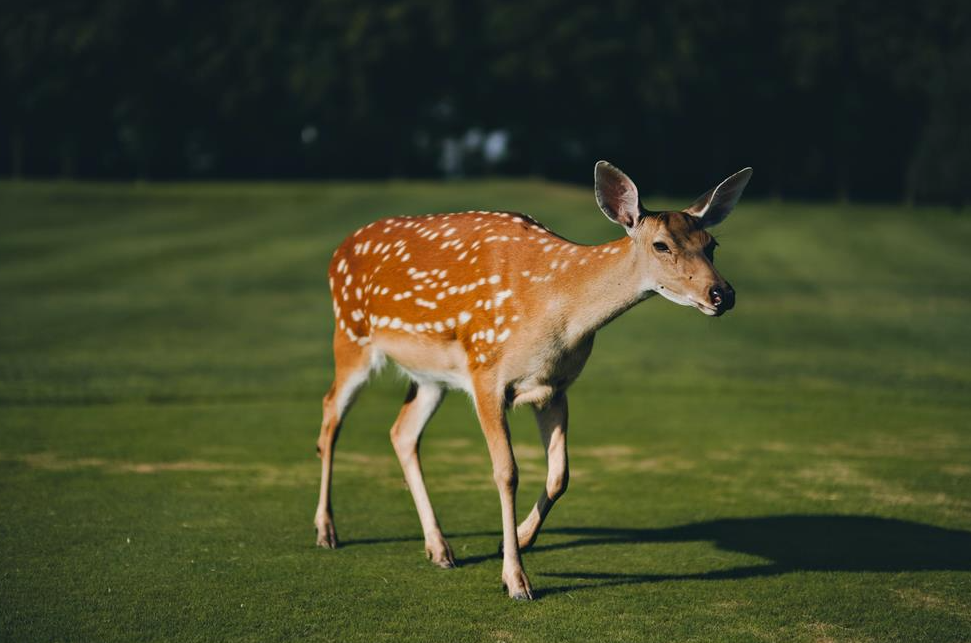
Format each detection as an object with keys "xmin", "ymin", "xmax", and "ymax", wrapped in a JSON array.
[{"xmin": 652, "ymin": 241, "xmax": 670, "ymax": 253}]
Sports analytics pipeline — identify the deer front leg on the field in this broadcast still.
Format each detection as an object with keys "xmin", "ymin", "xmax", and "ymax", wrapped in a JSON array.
[
  {"xmin": 516, "ymin": 392, "xmax": 569, "ymax": 550},
  {"xmin": 474, "ymin": 387, "xmax": 532, "ymax": 600}
]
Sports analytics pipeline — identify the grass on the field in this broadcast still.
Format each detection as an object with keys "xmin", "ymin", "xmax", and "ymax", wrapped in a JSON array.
[{"xmin": 1, "ymin": 178, "xmax": 970, "ymax": 643}]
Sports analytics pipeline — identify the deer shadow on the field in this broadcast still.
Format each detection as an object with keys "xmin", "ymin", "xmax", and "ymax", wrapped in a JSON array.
[
  {"xmin": 438, "ymin": 515, "xmax": 971, "ymax": 596},
  {"xmin": 512, "ymin": 515, "xmax": 971, "ymax": 596}
]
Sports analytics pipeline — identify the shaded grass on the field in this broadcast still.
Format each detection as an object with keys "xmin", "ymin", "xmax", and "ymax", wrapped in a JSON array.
[{"xmin": 1, "ymin": 180, "xmax": 970, "ymax": 642}]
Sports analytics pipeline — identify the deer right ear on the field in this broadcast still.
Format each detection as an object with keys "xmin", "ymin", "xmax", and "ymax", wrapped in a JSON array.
[{"xmin": 595, "ymin": 161, "xmax": 643, "ymax": 232}]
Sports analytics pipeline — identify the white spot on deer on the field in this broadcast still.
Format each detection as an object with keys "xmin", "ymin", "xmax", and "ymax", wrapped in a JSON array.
[
  {"xmin": 497, "ymin": 328, "xmax": 511, "ymax": 343},
  {"xmin": 401, "ymin": 253, "xmax": 411, "ymax": 262},
  {"xmin": 477, "ymin": 354, "xmax": 487, "ymax": 363},
  {"xmin": 377, "ymin": 316, "xmax": 390, "ymax": 328},
  {"xmin": 495, "ymin": 290, "xmax": 513, "ymax": 306},
  {"xmin": 390, "ymin": 317, "xmax": 402, "ymax": 329},
  {"xmin": 413, "ymin": 284, "xmax": 424, "ymax": 291},
  {"xmin": 610, "ymin": 247, "xmax": 620, "ymax": 254},
  {"xmin": 550, "ymin": 260, "xmax": 559, "ymax": 269},
  {"xmin": 580, "ymin": 258, "xmax": 588, "ymax": 265},
  {"xmin": 444, "ymin": 227, "xmax": 456, "ymax": 237},
  {"xmin": 403, "ymin": 322, "xmax": 414, "ymax": 333},
  {"xmin": 412, "ymin": 271, "xmax": 428, "ymax": 280},
  {"xmin": 521, "ymin": 270, "xmax": 531, "ymax": 277},
  {"xmin": 339, "ymin": 319, "xmax": 346, "ymax": 330},
  {"xmin": 470, "ymin": 257, "xmax": 478, "ymax": 264},
  {"xmin": 355, "ymin": 287, "xmax": 363, "ymax": 300},
  {"xmin": 458, "ymin": 311, "xmax": 472, "ymax": 325},
  {"xmin": 415, "ymin": 298, "xmax": 437, "ymax": 310},
  {"xmin": 445, "ymin": 317, "xmax": 456, "ymax": 329},
  {"xmin": 495, "ymin": 316, "xmax": 505, "ymax": 326},
  {"xmin": 488, "ymin": 275, "xmax": 501, "ymax": 285},
  {"xmin": 484, "ymin": 300, "xmax": 492, "ymax": 310},
  {"xmin": 485, "ymin": 328, "xmax": 495, "ymax": 343},
  {"xmin": 433, "ymin": 321, "xmax": 445, "ymax": 332},
  {"xmin": 512, "ymin": 315, "xmax": 520, "ymax": 322},
  {"xmin": 543, "ymin": 245, "xmax": 554, "ymax": 253},
  {"xmin": 436, "ymin": 292, "xmax": 446, "ymax": 300},
  {"xmin": 351, "ymin": 309, "xmax": 364, "ymax": 321},
  {"xmin": 337, "ymin": 259, "xmax": 347, "ymax": 273}
]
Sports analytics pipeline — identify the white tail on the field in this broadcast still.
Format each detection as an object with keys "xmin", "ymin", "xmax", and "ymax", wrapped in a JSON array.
[{"xmin": 314, "ymin": 162, "xmax": 752, "ymax": 599}]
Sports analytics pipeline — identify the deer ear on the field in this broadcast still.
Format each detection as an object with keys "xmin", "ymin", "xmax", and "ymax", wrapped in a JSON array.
[
  {"xmin": 595, "ymin": 160, "xmax": 643, "ymax": 231},
  {"xmin": 684, "ymin": 167, "xmax": 753, "ymax": 228}
]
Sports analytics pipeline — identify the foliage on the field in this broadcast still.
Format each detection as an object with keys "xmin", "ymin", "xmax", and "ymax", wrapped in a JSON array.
[{"xmin": 1, "ymin": 1, "xmax": 969, "ymax": 203}]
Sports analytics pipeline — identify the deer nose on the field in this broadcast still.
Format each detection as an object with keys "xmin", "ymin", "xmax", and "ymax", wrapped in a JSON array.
[{"xmin": 709, "ymin": 284, "xmax": 735, "ymax": 313}]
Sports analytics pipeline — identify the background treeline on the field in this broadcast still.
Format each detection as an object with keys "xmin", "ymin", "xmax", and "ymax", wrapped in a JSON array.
[{"xmin": 1, "ymin": 0, "xmax": 969, "ymax": 203}]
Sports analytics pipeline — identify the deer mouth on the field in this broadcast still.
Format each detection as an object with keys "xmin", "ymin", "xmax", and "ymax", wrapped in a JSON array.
[{"xmin": 694, "ymin": 301, "xmax": 720, "ymax": 316}]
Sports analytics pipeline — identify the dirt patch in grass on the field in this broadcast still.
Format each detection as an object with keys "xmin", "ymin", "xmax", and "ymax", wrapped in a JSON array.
[{"xmin": 893, "ymin": 588, "xmax": 971, "ymax": 622}]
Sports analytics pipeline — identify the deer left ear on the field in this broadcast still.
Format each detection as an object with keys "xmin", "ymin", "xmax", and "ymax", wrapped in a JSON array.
[
  {"xmin": 684, "ymin": 167, "xmax": 753, "ymax": 228},
  {"xmin": 595, "ymin": 160, "xmax": 644, "ymax": 233}
]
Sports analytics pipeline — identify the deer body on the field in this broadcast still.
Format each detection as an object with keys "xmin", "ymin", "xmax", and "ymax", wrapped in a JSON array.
[{"xmin": 314, "ymin": 162, "xmax": 752, "ymax": 599}]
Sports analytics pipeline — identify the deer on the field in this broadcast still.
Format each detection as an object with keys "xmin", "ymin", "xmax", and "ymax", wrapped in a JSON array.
[{"xmin": 314, "ymin": 161, "xmax": 752, "ymax": 599}]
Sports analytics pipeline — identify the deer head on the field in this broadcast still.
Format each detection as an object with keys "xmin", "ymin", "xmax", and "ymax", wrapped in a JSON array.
[{"xmin": 595, "ymin": 161, "xmax": 752, "ymax": 317}]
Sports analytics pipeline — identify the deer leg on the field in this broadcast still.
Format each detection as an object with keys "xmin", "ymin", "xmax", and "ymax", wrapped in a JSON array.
[
  {"xmin": 390, "ymin": 381, "xmax": 454, "ymax": 568},
  {"xmin": 474, "ymin": 387, "xmax": 532, "ymax": 600},
  {"xmin": 515, "ymin": 392, "xmax": 569, "ymax": 550},
  {"xmin": 314, "ymin": 338, "xmax": 373, "ymax": 549}
]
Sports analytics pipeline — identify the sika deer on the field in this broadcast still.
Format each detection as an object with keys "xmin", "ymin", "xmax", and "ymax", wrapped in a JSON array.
[{"xmin": 314, "ymin": 161, "xmax": 752, "ymax": 599}]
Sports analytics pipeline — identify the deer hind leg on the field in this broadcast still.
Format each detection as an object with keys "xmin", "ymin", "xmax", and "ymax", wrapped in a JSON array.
[
  {"xmin": 473, "ymin": 384, "xmax": 532, "ymax": 600},
  {"xmin": 515, "ymin": 392, "xmax": 569, "ymax": 550},
  {"xmin": 389, "ymin": 381, "xmax": 454, "ymax": 568},
  {"xmin": 314, "ymin": 336, "xmax": 376, "ymax": 549}
]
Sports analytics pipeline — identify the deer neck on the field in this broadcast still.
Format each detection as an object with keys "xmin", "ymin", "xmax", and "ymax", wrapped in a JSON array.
[{"xmin": 552, "ymin": 236, "xmax": 653, "ymax": 345}]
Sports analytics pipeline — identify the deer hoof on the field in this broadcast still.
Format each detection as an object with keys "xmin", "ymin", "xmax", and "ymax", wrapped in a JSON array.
[
  {"xmin": 425, "ymin": 536, "xmax": 456, "ymax": 568},
  {"xmin": 502, "ymin": 570, "xmax": 534, "ymax": 601},
  {"xmin": 315, "ymin": 521, "xmax": 339, "ymax": 549}
]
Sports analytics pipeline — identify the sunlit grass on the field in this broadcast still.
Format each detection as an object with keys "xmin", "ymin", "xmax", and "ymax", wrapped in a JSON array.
[{"xmin": 1, "ymin": 180, "xmax": 970, "ymax": 643}]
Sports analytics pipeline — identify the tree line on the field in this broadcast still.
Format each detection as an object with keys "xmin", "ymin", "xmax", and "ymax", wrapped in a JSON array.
[{"xmin": 1, "ymin": 0, "xmax": 969, "ymax": 203}]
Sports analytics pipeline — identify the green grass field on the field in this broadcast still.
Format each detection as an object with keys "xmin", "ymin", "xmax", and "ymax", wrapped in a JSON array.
[{"xmin": 2, "ymin": 179, "xmax": 970, "ymax": 642}]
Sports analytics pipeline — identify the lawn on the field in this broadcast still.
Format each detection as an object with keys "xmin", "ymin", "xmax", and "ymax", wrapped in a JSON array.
[{"xmin": 1, "ymin": 179, "xmax": 970, "ymax": 643}]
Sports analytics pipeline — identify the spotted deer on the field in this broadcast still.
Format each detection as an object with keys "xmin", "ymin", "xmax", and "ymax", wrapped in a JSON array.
[{"xmin": 314, "ymin": 161, "xmax": 752, "ymax": 599}]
